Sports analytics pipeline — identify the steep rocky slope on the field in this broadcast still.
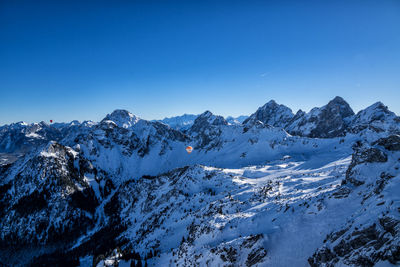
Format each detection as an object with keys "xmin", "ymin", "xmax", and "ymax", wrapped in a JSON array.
[
  {"xmin": 0, "ymin": 142, "xmax": 109, "ymax": 265},
  {"xmin": 349, "ymin": 102, "xmax": 400, "ymax": 135},
  {"xmin": 285, "ymin": 96, "xmax": 355, "ymax": 138},
  {"xmin": 243, "ymin": 100, "xmax": 294, "ymax": 128},
  {"xmin": 309, "ymin": 135, "xmax": 400, "ymax": 266}
]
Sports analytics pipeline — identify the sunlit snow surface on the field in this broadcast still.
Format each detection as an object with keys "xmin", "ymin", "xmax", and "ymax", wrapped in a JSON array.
[{"xmin": 93, "ymin": 154, "xmax": 371, "ymax": 267}]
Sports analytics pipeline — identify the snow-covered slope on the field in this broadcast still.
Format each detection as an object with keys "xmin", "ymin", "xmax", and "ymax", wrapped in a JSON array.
[
  {"xmin": 4, "ymin": 134, "xmax": 397, "ymax": 266},
  {"xmin": 87, "ymin": 135, "xmax": 400, "ymax": 267},
  {"xmin": 0, "ymin": 97, "xmax": 399, "ymax": 266},
  {"xmin": 55, "ymin": 110, "xmax": 315, "ymax": 181},
  {"xmin": 309, "ymin": 135, "xmax": 400, "ymax": 266},
  {"xmin": 109, "ymin": 155, "xmax": 354, "ymax": 267}
]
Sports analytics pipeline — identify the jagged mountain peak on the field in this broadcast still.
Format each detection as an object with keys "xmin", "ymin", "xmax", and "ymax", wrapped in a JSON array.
[
  {"xmin": 160, "ymin": 113, "xmax": 198, "ymax": 121},
  {"xmin": 0, "ymin": 121, "xmax": 28, "ymax": 131},
  {"xmin": 260, "ymin": 99, "xmax": 289, "ymax": 111},
  {"xmin": 102, "ymin": 109, "xmax": 140, "ymax": 128},
  {"xmin": 15, "ymin": 121, "xmax": 29, "ymax": 126},
  {"xmin": 324, "ymin": 96, "xmax": 354, "ymax": 117},
  {"xmin": 354, "ymin": 101, "xmax": 397, "ymax": 123},
  {"xmin": 264, "ymin": 99, "xmax": 278, "ymax": 106},
  {"xmin": 243, "ymin": 99, "xmax": 294, "ymax": 128},
  {"xmin": 371, "ymin": 101, "xmax": 387, "ymax": 108},
  {"xmin": 359, "ymin": 101, "xmax": 393, "ymax": 116},
  {"xmin": 107, "ymin": 109, "xmax": 136, "ymax": 119},
  {"xmin": 294, "ymin": 109, "xmax": 305, "ymax": 116},
  {"xmin": 40, "ymin": 141, "xmax": 69, "ymax": 157},
  {"xmin": 198, "ymin": 110, "xmax": 213, "ymax": 118},
  {"xmin": 188, "ymin": 111, "xmax": 228, "ymax": 149},
  {"xmin": 69, "ymin": 120, "xmax": 80, "ymax": 125},
  {"xmin": 196, "ymin": 111, "xmax": 226, "ymax": 124},
  {"xmin": 38, "ymin": 121, "xmax": 49, "ymax": 127},
  {"xmin": 285, "ymin": 96, "xmax": 354, "ymax": 138},
  {"xmin": 191, "ymin": 110, "xmax": 228, "ymax": 129},
  {"xmin": 329, "ymin": 95, "xmax": 347, "ymax": 104},
  {"xmin": 348, "ymin": 101, "xmax": 400, "ymax": 134}
]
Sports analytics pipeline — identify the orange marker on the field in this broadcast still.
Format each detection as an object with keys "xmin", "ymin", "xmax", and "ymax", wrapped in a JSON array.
[{"xmin": 186, "ymin": 146, "xmax": 193, "ymax": 154}]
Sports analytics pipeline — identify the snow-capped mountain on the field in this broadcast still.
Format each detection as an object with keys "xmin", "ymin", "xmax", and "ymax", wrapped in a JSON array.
[
  {"xmin": 156, "ymin": 114, "xmax": 198, "ymax": 131},
  {"xmin": 285, "ymin": 96, "xmax": 355, "ymax": 138},
  {"xmin": 0, "ymin": 121, "xmax": 63, "ymax": 154},
  {"xmin": 226, "ymin": 115, "xmax": 248, "ymax": 125},
  {"xmin": 349, "ymin": 102, "xmax": 400, "ymax": 134},
  {"xmin": 102, "ymin": 109, "xmax": 141, "ymax": 129},
  {"xmin": 243, "ymin": 100, "xmax": 294, "ymax": 128},
  {"xmin": 156, "ymin": 114, "xmax": 249, "ymax": 130},
  {"xmin": 1, "ymin": 97, "xmax": 399, "ymax": 266},
  {"xmin": 1, "ymin": 142, "xmax": 100, "ymax": 249},
  {"xmin": 0, "ymin": 120, "xmax": 96, "ymax": 154}
]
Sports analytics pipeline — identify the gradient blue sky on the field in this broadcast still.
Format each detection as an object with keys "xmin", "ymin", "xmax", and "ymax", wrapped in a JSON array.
[{"xmin": 1, "ymin": 0, "xmax": 399, "ymax": 125}]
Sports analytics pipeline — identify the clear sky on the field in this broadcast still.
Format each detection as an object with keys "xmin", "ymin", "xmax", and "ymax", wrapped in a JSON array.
[{"xmin": 1, "ymin": 0, "xmax": 399, "ymax": 125}]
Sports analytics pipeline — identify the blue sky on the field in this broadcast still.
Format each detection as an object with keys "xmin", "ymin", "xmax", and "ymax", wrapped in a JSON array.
[{"xmin": 0, "ymin": 0, "xmax": 399, "ymax": 125}]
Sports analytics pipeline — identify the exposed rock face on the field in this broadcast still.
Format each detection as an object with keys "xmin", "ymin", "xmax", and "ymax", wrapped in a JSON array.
[
  {"xmin": 242, "ymin": 97, "xmax": 399, "ymax": 138},
  {"xmin": 189, "ymin": 111, "xmax": 228, "ymax": 133},
  {"xmin": 355, "ymin": 147, "xmax": 388, "ymax": 164},
  {"xmin": 286, "ymin": 96, "xmax": 355, "ymax": 138},
  {"xmin": 332, "ymin": 186, "xmax": 351, "ymax": 199},
  {"xmin": 373, "ymin": 135, "xmax": 400, "ymax": 151},
  {"xmin": 309, "ymin": 218, "xmax": 400, "ymax": 266},
  {"xmin": 345, "ymin": 138, "xmax": 393, "ymax": 186},
  {"xmin": 345, "ymin": 150, "xmax": 386, "ymax": 186},
  {"xmin": 188, "ymin": 111, "xmax": 228, "ymax": 150},
  {"xmin": 243, "ymin": 100, "xmax": 294, "ymax": 128},
  {"xmin": 287, "ymin": 109, "xmax": 306, "ymax": 127},
  {"xmin": 310, "ymin": 139, "xmax": 400, "ymax": 267}
]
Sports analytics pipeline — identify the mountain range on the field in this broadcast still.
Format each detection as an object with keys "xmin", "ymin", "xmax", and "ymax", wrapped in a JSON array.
[{"xmin": 0, "ymin": 97, "xmax": 399, "ymax": 266}]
